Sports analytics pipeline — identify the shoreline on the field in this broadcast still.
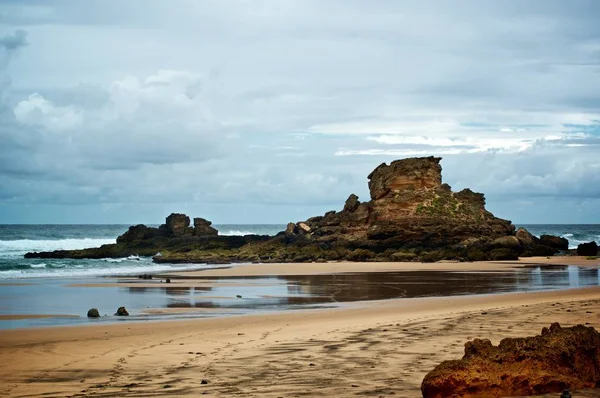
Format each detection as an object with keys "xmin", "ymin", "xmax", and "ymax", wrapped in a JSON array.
[
  {"xmin": 2, "ymin": 257, "xmax": 599, "ymax": 330},
  {"xmin": 2, "ymin": 257, "xmax": 600, "ymax": 397},
  {"xmin": 2, "ymin": 287, "xmax": 600, "ymax": 397}
]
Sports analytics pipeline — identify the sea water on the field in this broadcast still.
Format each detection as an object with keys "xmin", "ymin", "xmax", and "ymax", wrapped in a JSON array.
[
  {"xmin": 0, "ymin": 224, "xmax": 286, "ymax": 279},
  {"xmin": 0, "ymin": 224, "xmax": 598, "ymax": 279}
]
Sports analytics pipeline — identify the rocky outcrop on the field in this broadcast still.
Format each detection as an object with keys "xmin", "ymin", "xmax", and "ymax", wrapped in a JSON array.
[
  {"xmin": 26, "ymin": 213, "xmax": 271, "ymax": 260},
  {"xmin": 25, "ymin": 157, "xmax": 567, "ymax": 263},
  {"xmin": 540, "ymin": 234, "xmax": 569, "ymax": 251},
  {"xmin": 578, "ymin": 241, "xmax": 598, "ymax": 257},
  {"xmin": 515, "ymin": 227, "xmax": 537, "ymax": 247},
  {"xmin": 278, "ymin": 157, "xmax": 560, "ymax": 262},
  {"xmin": 286, "ymin": 157, "xmax": 515, "ymax": 251},
  {"xmin": 116, "ymin": 214, "xmax": 217, "ymax": 244},
  {"xmin": 421, "ymin": 323, "xmax": 600, "ymax": 398},
  {"xmin": 193, "ymin": 217, "xmax": 218, "ymax": 236},
  {"xmin": 163, "ymin": 213, "xmax": 193, "ymax": 236}
]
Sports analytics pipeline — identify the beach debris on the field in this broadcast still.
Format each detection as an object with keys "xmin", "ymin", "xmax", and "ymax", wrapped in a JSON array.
[
  {"xmin": 236, "ymin": 294, "xmax": 242, "ymax": 298},
  {"xmin": 115, "ymin": 306, "xmax": 129, "ymax": 316},
  {"xmin": 138, "ymin": 274, "xmax": 153, "ymax": 280},
  {"xmin": 163, "ymin": 384, "xmax": 172, "ymax": 389},
  {"xmin": 578, "ymin": 241, "xmax": 598, "ymax": 256},
  {"xmin": 87, "ymin": 308, "xmax": 100, "ymax": 318},
  {"xmin": 421, "ymin": 323, "xmax": 600, "ymax": 398}
]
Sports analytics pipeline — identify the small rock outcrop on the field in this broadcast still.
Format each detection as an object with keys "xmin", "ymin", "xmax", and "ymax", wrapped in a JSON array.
[
  {"xmin": 115, "ymin": 306, "xmax": 129, "ymax": 316},
  {"xmin": 540, "ymin": 234, "xmax": 569, "ymax": 251},
  {"xmin": 343, "ymin": 194, "xmax": 360, "ymax": 212},
  {"xmin": 578, "ymin": 241, "xmax": 598, "ymax": 257},
  {"xmin": 193, "ymin": 217, "xmax": 218, "ymax": 236},
  {"xmin": 163, "ymin": 213, "xmax": 194, "ymax": 236},
  {"xmin": 421, "ymin": 323, "xmax": 600, "ymax": 398},
  {"xmin": 515, "ymin": 227, "xmax": 537, "ymax": 247},
  {"xmin": 87, "ymin": 308, "xmax": 100, "ymax": 318}
]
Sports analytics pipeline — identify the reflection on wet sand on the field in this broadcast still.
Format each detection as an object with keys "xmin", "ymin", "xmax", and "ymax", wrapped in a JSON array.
[
  {"xmin": 3, "ymin": 265, "xmax": 598, "ymax": 329},
  {"xmin": 156, "ymin": 265, "xmax": 600, "ymax": 311}
]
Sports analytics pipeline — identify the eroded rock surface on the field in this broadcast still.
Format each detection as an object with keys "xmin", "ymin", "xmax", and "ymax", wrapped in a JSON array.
[{"xmin": 421, "ymin": 323, "xmax": 600, "ymax": 398}]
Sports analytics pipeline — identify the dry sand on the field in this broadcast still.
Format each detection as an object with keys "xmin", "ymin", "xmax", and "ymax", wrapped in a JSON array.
[{"xmin": 2, "ymin": 259, "xmax": 600, "ymax": 397}]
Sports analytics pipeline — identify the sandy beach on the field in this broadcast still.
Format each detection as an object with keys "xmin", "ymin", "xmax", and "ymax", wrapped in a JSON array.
[{"xmin": 2, "ymin": 259, "xmax": 600, "ymax": 397}]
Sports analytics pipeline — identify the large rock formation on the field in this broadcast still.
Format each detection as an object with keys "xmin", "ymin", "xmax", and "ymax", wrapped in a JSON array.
[
  {"xmin": 290, "ymin": 157, "xmax": 514, "ymax": 248},
  {"xmin": 421, "ymin": 323, "xmax": 600, "ymax": 398},
  {"xmin": 25, "ymin": 157, "xmax": 565, "ymax": 263},
  {"xmin": 277, "ymin": 157, "xmax": 554, "ymax": 262}
]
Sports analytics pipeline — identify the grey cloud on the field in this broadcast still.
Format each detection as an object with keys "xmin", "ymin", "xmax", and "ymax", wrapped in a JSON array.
[
  {"xmin": 0, "ymin": 3, "xmax": 599, "ymax": 223},
  {"xmin": 0, "ymin": 29, "xmax": 27, "ymax": 52}
]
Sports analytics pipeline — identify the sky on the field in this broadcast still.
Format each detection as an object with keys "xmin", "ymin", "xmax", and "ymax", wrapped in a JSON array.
[{"xmin": 0, "ymin": 0, "xmax": 599, "ymax": 225}]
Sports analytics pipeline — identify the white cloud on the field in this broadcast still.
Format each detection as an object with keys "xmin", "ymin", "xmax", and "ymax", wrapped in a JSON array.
[{"xmin": 13, "ymin": 93, "xmax": 83, "ymax": 132}]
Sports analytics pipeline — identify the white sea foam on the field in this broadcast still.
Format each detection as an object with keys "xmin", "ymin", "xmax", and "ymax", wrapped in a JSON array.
[
  {"xmin": 218, "ymin": 230, "xmax": 257, "ymax": 236},
  {"xmin": 0, "ymin": 263, "xmax": 216, "ymax": 279},
  {"xmin": 0, "ymin": 238, "xmax": 116, "ymax": 256}
]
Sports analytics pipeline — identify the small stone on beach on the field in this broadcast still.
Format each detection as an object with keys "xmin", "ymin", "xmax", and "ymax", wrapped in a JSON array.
[
  {"xmin": 115, "ymin": 306, "xmax": 129, "ymax": 316},
  {"xmin": 87, "ymin": 308, "xmax": 100, "ymax": 318}
]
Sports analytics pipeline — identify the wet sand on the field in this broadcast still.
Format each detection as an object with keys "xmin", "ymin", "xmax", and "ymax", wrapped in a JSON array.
[
  {"xmin": 162, "ymin": 256, "xmax": 600, "ymax": 278},
  {"xmin": 5, "ymin": 262, "xmax": 599, "ymax": 329},
  {"xmin": 1, "ymin": 259, "xmax": 600, "ymax": 397}
]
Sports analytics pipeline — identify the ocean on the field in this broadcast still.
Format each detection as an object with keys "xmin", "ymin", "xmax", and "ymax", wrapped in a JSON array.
[
  {"xmin": 0, "ymin": 224, "xmax": 286, "ymax": 279},
  {"xmin": 0, "ymin": 224, "xmax": 598, "ymax": 280}
]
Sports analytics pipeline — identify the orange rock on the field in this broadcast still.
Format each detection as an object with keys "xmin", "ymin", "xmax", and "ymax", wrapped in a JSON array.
[{"xmin": 421, "ymin": 323, "xmax": 600, "ymax": 398}]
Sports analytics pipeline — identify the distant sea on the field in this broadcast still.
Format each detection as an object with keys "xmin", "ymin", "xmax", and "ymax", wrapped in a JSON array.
[{"xmin": 0, "ymin": 224, "xmax": 598, "ymax": 279}]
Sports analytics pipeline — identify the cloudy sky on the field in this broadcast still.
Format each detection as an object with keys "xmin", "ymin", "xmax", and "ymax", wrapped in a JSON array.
[{"xmin": 0, "ymin": 0, "xmax": 599, "ymax": 224}]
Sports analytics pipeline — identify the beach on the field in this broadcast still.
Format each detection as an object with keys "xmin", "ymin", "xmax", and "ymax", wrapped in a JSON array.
[{"xmin": 2, "ymin": 258, "xmax": 600, "ymax": 397}]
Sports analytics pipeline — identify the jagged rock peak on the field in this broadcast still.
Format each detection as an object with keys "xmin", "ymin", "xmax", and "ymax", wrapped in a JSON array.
[
  {"xmin": 194, "ymin": 217, "xmax": 218, "ymax": 236},
  {"xmin": 368, "ymin": 156, "xmax": 442, "ymax": 200},
  {"xmin": 343, "ymin": 194, "xmax": 360, "ymax": 212},
  {"xmin": 165, "ymin": 213, "xmax": 192, "ymax": 236}
]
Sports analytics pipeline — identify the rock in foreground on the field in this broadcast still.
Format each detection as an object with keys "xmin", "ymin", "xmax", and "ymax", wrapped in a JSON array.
[{"xmin": 421, "ymin": 323, "xmax": 600, "ymax": 398}]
